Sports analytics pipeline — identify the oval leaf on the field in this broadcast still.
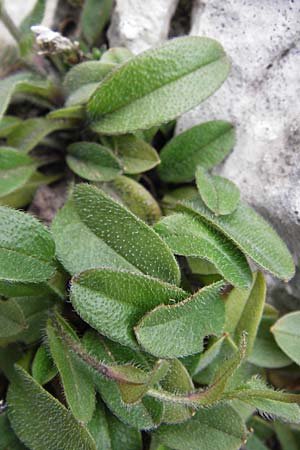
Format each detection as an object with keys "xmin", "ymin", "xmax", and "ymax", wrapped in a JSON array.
[
  {"xmin": 158, "ymin": 121, "xmax": 235, "ymax": 183},
  {"xmin": 271, "ymin": 311, "xmax": 300, "ymax": 366},
  {"xmin": 154, "ymin": 212, "xmax": 252, "ymax": 288},
  {"xmin": 67, "ymin": 142, "xmax": 122, "ymax": 181},
  {"xmin": 87, "ymin": 37, "xmax": 230, "ymax": 134},
  {"xmin": 195, "ymin": 166, "xmax": 240, "ymax": 215},
  {"xmin": 0, "ymin": 298, "xmax": 26, "ymax": 338},
  {"xmin": 180, "ymin": 197, "xmax": 295, "ymax": 280},
  {"xmin": 0, "ymin": 147, "xmax": 36, "ymax": 196},
  {"xmin": 7, "ymin": 365, "xmax": 96, "ymax": 450},
  {"xmin": 64, "ymin": 61, "xmax": 115, "ymax": 94},
  {"xmin": 135, "ymin": 281, "xmax": 225, "ymax": 358},
  {"xmin": 71, "ymin": 268, "xmax": 187, "ymax": 348}
]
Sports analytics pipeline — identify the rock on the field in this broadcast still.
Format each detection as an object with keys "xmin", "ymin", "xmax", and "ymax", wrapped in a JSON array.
[{"xmin": 107, "ymin": 0, "xmax": 179, "ymax": 53}]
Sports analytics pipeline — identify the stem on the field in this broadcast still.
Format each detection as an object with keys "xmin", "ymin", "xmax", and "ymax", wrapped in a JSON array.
[{"xmin": 0, "ymin": 1, "xmax": 21, "ymax": 43}]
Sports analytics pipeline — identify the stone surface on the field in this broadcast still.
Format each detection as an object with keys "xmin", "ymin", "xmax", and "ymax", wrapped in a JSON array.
[
  {"xmin": 0, "ymin": 0, "xmax": 57, "ymax": 46},
  {"xmin": 107, "ymin": 0, "xmax": 179, "ymax": 53}
]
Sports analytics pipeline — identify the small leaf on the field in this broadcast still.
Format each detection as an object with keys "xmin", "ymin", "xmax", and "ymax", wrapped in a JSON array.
[
  {"xmin": 83, "ymin": 331, "xmax": 163, "ymax": 429},
  {"xmin": 234, "ymin": 272, "xmax": 266, "ymax": 357},
  {"xmin": 67, "ymin": 142, "xmax": 122, "ymax": 181},
  {"xmin": 63, "ymin": 61, "xmax": 115, "ymax": 94},
  {"xmin": 154, "ymin": 402, "xmax": 248, "ymax": 450},
  {"xmin": 154, "ymin": 212, "xmax": 252, "ymax": 288},
  {"xmin": 88, "ymin": 398, "xmax": 142, "ymax": 450},
  {"xmin": 181, "ymin": 196, "xmax": 295, "ymax": 280},
  {"xmin": 135, "ymin": 281, "xmax": 225, "ymax": 358},
  {"xmin": 7, "ymin": 365, "xmax": 97, "ymax": 450},
  {"xmin": 274, "ymin": 421, "xmax": 300, "ymax": 450},
  {"xmin": 112, "ymin": 134, "xmax": 160, "ymax": 174},
  {"xmin": 158, "ymin": 121, "xmax": 235, "ymax": 183},
  {"xmin": 0, "ymin": 298, "xmax": 26, "ymax": 338},
  {"xmin": 7, "ymin": 118, "xmax": 77, "ymax": 153},
  {"xmin": 31, "ymin": 344, "xmax": 57, "ymax": 385},
  {"xmin": 102, "ymin": 175, "xmax": 161, "ymax": 224},
  {"xmin": 186, "ymin": 334, "xmax": 227, "ymax": 376},
  {"xmin": 249, "ymin": 317, "xmax": 292, "ymax": 368},
  {"xmin": 81, "ymin": 0, "xmax": 114, "ymax": 46},
  {"xmin": 47, "ymin": 105, "xmax": 85, "ymax": 120},
  {"xmin": 195, "ymin": 166, "xmax": 240, "ymax": 215},
  {"xmin": 0, "ymin": 116, "xmax": 22, "ymax": 138},
  {"xmin": 87, "ymin": 37, "xmax": 230, "ymax": 134},
  {"xmin": 66, "ymin": 83, "xmax": 99, "ymax": 106},
  {"xmin": 0, "ymin": 206, "xmax": 55, "ymax": 285},
  {"xmin": 47, "ymin": 315, "xmax": 96, "ymax": 423},
  {"xmin": 71, "ymin": 268, "xmax": 187, "ymax": 348},
  {"xmin": 0, "ymin": 147, "xmax": 36, "ymax": 196},
  {"xmin": 71, "ymin": 184, "xmax": 180, "ymax": 284},
  {"xmin": 19, "ymin": 0, "xmax": 46, "ymax": 56},
  {"xmin": 100, "ymin": 47, "xmax": 133, "ymax": 64},
  {"xmin": 271, "ymin": 311, "xmax": 300, "ymax": 366}
]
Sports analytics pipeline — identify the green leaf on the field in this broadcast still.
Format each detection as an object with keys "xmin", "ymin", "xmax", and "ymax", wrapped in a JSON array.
[
  {"xmin": 245, "ymin": 434, "xmax": 269, "ymax": 450},
  {"xmin": 0, "ymin": 412, "xmax": 27, "ymax": 450},
  {"xmin": 249, "ymin": 317, "xmax": 292, "ymax": 368},
  {"xmin": 83, "ymin": 331, "xmax": 163, "ymax": 429},
  {"xmin": 0, "ymin": 116, "xmax": 22, "ymax": 138},
  {"xmin": 180, "ymin": 196, "xmax": 295, "ymax": 280},
  {"xmin": 31, "ymin": 344, "xmax": 57, "ymax": 385},
  {"xmin": 111, "ymin": 134, "xmax": 160, "ymax": 174},
  {"xmin": 274, "ymin": 421, "xmax": 300, "ymax": 450},
  {"xmin": 66, "ymin": 83, "xmax": 100, "ymax": 106},
  {"xmin": 47, "ymin": 315, "xmax": 96, "ymax": 423},
  {"xmin": 135, "ymin": 281, "xmax": 225, "ymax": 358},
  {"xmin": 0, "ymin": 147, "xmax": 36, "ymax": 196},
  {"xmin": 154, "ymin": 212, "xmax": 252, "ymax": 288},
  {"xmin": 88, "ymin": 398, "xmax": 142, "ymax": 450},
  {"xmin": 71, "ymin": 184, "xmax": 180, "ymax": 284},
  {"xmin": 7, "ymin": 118, "xmax": 77, "ymax": 153},
  {"xmin": 100, "ymin": 47, "xmax": 133, "ymax": 64},
  {"xmin": 234, "ymin": 272, "xmax": 266, "ymax": 357},
  {"xmin": 154, "ymin": 402, "xmax": 248, "ymax": 450},
  {"xmin": 271, "ymin": 311, "xmax": 300, "ymax": 366},
  {"xmin": 102, "ymin": 175, "xmax": 161, "ymax": 225},
  {"xmin": 81, "ymin": 0, "xmax": 114, "ymax": 45},
  {"xmin": 7, "ymin": 365, "xmax": 96, "ymax": 450},
  {"xmin": 185, "ymin": 334, "xmax": 227, "ymax": 376},
  {"xmin": 66, "ymin": 142, "xmax": 122, "ymax": 181},
  {"xmin": 71, "ymin": 268, "xmax": 187, "ymax": 348},
  {"xmin": 87, "ymin": 37, "xmax": 230, "ymax": 134},
  {"xmin": 0, "ymin": 206, "xmax": 55, "ymax": 285},
  {"xmin": 158, "ymin": 121, "xmax": 235, "ymax": 183},
  {"xmin": 47, "ymin": 105, "xmax": 85, "ymax": 120},
  {"xmin": 0, "ymin": 73, "xmax": 39, "ymax": 120},
  {"xmin": 0, "ymin": 298, "xmax": 26, "ymax": 338},
  {"xmin": 195, "ymin": 166, "xmax": 240, "ymax": 215},
  {"xmin": 63, "ymin": 61, "xmax": 115, "ymax": 94},
  {"xmin": 19, "ymin": 0, "xmax": 46, "ymax": 56}
]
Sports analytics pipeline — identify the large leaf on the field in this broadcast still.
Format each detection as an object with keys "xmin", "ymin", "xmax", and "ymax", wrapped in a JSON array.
[
  {"xmin": 111, "ymin": 134, "xmax": 160, "ymax": 174},
  {"xmin": 88, "ymin": 398, "xmax": 142, "ymax": 450},
  {"xmin": 0, "ymin": 206, "xmax": 55, "ymax": 285},
  {"xmin": 271, "ymin": 311, "xmax": 300, "ymax": 366},
  {"xmin": 154, "ymin": 402, "xmax": 247, "ymax": 450},
  {"xmin": 81, "ymin": 0, "xmax": 114, "ymax": 45},
  {"xmin": 195, "ymin": 166, "xmax": 240, "ymax": 215},
  {"xmin": 0, "ymin": 412, "xmax": 27, "ymax": 450},
  {"xmin": 69, "ymin": 184, "xmax": 180, "ymax": 284},
  {"xmin": 7, "ymin": 365, "xmax": 96, "ymax": 450},
  {"xmin": 158, "ymin": 121, "xmax": 235, "ymax": 183},
  {"xmin": 0, "ymin": 147, "xmax": 36, "ymax": 196},
  {"xmin": 154, "ymin": 212, "xmax": 252, "ymax": 288},
  {"xmin": 180, "ymin": 196, "xmax": 295, "ymax": 280},
  {"xmin": 7, "ymin": 118, "xmax": 77, "ymax": 153},
  {"xmin": 71, "ymin": 268, "xmax": 187, "ymax": 348},
  {"xmin": 87, "ymin": 37, "xmax": 230, "ymax": 134},
  {"xmin": 135, "ymin": 281, "xmax": 225, "ymax": 358},
  {"xmin": 83, "ymin": 331, "xmax": 162, "ymax": 430},
  {"xmin": 47, "ymin": 315, "xmax": 96, "ymax": 423},
  {"xmin": 102, "ymin": 175, "xmax": 161, "ymax": 225},
  {"xmin": 66, "ymin": 142, "xmax": 122, "ymax": 181}
]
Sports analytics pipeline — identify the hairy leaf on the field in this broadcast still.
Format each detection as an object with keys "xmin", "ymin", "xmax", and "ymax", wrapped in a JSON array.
[
  {"xmin": 195, "ymin": 166, "xmax": 240, "ymax": 215},
  {"xmin": 31, "ymin": 344, "xmax": 57, "ymax": 385},
  {"xmin": 159, "ymin": 121, "xmax": 235, "ymax": 183},
  {"xmin": 154, "ymin": 212, "xmax": 252, "ymax": 288},
  {"xmin": 271, "ymin": 311, "xmax": 300, "ymax": 366},
  {"xmin": 100, "ymin": 47, "xmax": 133, "ymax": 64},
  {"xmin": 67, "ymin": 142, "xmax": 122, "ymax": 181},
  {"xmin": 81, "ymin": 0, "xmax": 114, "ymax": 45},
  {"xmin": 71, "ymin": 268, "xmax": 187, "ymax": 348},
  {"xmin": 63, "ymin": 61, "xmax": 115, "ymax": 94},
  {"xmin": 87, "ymin": 37, "xmax": 230, "ymax": 134},
  {"xmin": 19, "ymin": 0, "xmax": 46, "ymax": 55},
  {"xmin": 0, "ymin": 298, "xmax": 26, "ymax": 338},
  {"xmin": 0, "ymin": 116, "xmax": 22, "ymax": 138},
  {"xmin": 0, "ymin": 147, "xmax": 36, "ymax": 196},
  {"xmin": 181, "ymin": 197, "xmax": 295, "ymax": 280},
  {"xmin": 135, "ymin": 281, "xmax": 225, "ymax": 358},
  {"xmin": 7, "ymin": 366, "xmax": 96, "ymax": 450}
]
